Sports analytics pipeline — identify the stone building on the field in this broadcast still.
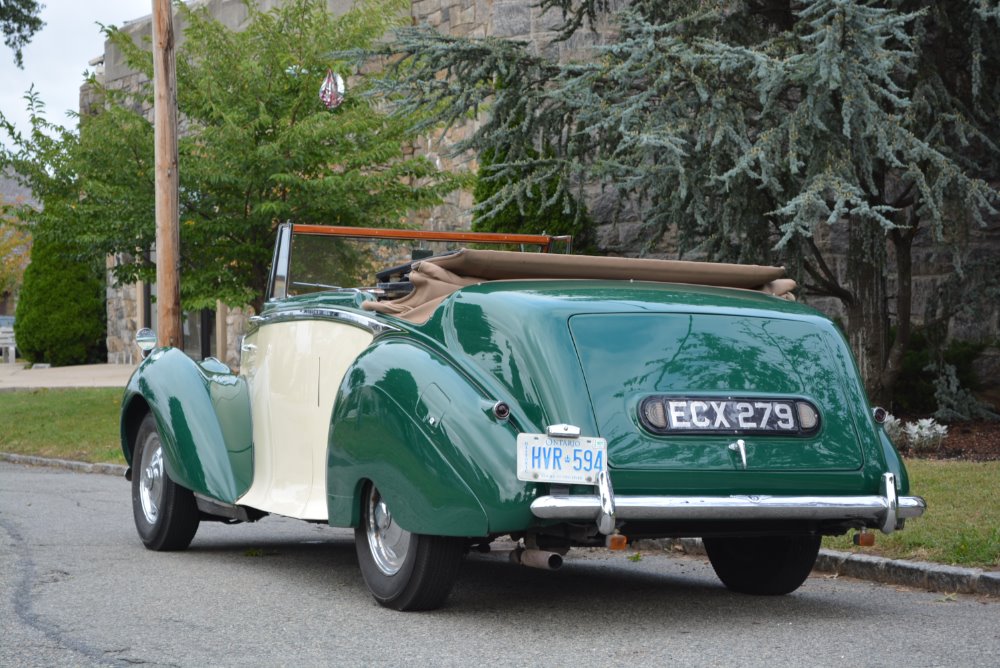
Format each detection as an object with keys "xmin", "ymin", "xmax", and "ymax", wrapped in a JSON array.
[{"xmin": 90, "ymin": 0, "xmax": 999, "ymax": 384}]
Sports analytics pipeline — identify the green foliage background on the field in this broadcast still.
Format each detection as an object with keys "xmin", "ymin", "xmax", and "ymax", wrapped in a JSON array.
[{"xmin": 2, "ymin": 0, "xmax": 463, "ymax": 315}]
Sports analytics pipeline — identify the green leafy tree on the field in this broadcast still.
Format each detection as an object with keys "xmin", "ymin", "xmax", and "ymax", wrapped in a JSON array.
[
  {"xmin": 2, "ymin": 0, "xmax": 463, "ymax": 314},
  {"xmin": 379, "ymin": 0, "xmax": 1000, "ymax": 403},
  {"xmin": 0, "ymin": 201, "xmax": 31, "ymax": 300},
  {"xmin": 1, "ymin": 0, "xmax": 43, "ymax": 68}
]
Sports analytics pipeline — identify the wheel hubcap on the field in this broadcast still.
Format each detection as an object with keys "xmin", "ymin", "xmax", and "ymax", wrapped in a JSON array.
[
  {"xmin": 138, "ymin": 438, "xmax": 164, "ymax": 524},
  {"xmin": 366, "ymin": 487, "xmax": 410, "ymax": 576}
]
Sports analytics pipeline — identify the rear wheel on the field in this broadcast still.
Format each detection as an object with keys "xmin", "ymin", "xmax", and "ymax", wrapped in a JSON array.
[
  {"xmin": 703, "ymin": 534, "xmax": 820, "ymax": 595},
  {"xmin": 131, "ymin": 413, "xmax": 200, "ymax": 551},
  {"xmin": 354, "ymin": 483, "xmax": 463, "ymax": 611}
]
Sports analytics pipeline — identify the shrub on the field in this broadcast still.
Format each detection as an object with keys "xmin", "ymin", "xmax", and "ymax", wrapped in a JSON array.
[
  {"xmin": 883, "ymin": 413, "xmax": 948, "ymax": 453},
  {"xmin": 14, "ymin": 229, "xmax": 106, "ymax": 366},
  {"xmin": 903, "ymin": 418, "xmax": 949, "ymax": 453},
  {"xmin": 932, "ymin": 363, "xmax": 1000, "ymax": 423},
  {"xmin": 892, "ymin": 328, "xmax": 985, "ymax": 415},
  {"xmin": 882, "ymin": 414, "xmax": 903, "ymax": 443}
]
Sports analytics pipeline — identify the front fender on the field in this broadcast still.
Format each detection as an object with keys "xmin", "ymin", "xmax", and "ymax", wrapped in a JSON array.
[
  {"xmin": 327, "ymin": 338, "xmax": 541, "ymax": 537},
  {"xmin": 120, "ymin": 347, "xmax": 252, "ymax": 503}
]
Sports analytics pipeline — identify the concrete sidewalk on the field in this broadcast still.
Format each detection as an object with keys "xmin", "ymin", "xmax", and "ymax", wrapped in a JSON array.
[{"xmin": 0, "ymin": 362, "xmax": 136, "ymax": 391}]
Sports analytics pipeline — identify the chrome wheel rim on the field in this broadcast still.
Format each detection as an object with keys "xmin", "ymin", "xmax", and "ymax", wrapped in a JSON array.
[
  {"xmin": 365, "ymin": 486, "xmax": 410, "ymax": 576},
  {"xmin": 138, "ymin": 435, "xmax": 164, "ymax": 525}
]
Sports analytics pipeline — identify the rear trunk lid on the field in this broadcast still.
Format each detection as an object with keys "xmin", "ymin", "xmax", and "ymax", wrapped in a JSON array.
[{"xmin": 569, "ymin": 312, "xmax": 864, "ymax": 471}]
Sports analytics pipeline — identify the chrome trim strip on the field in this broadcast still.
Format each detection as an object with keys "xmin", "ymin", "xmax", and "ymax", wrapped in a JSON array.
[
  {"xmin": 247, "ymin": 307, "xmax": 400, "ymax": 336},
  {"xmin": 530, "ymin": 493, "xmax": 927, "ymax": 535}
]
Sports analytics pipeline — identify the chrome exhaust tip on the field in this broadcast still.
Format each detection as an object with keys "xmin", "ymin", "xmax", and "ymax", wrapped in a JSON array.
[{"xmin": 510, "ymin": 547, "xmax": 563, "ymax": 570}]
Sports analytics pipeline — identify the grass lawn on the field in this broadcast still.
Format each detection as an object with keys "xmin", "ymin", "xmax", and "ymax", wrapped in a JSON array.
[
  {"xmin": 1, "ymin": 389, "xmax": 996, "ymax": 569},
  {"xmin": 0, "ymin": 388, "xmax": 124, "ymax": 464},
  {"xmin": 823, "ymin": 459, "xmax": 1000, "ymax": 570}
]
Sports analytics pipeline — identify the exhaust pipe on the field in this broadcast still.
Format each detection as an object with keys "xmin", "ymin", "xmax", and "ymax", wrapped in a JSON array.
[{"xmin": 510, "ymin": 547, "xmax": 563, "ymax": 570}]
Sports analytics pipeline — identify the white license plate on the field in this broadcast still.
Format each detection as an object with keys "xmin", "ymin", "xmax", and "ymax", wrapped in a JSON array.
[{"xmin": 516, "ymin": 433, "xmax": 607, "ymax": 485}]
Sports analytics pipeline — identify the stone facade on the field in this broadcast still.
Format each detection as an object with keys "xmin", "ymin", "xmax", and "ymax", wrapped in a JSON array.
[
  {"xmin": 104, "ymin": 255, "xmax": 141, "ymax": 365},
  {"xmin": 91, "ymin": 0, "xmax": 999, "ymax": 375},
  {"xmin": 793, "ymin": 217, "xmax": 1000, "ymax": 344}
]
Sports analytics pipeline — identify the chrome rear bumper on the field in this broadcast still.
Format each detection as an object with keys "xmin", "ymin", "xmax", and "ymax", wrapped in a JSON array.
[{"xmin": 530, "ymin": 472, "xmax": 926, "ymax": 536}]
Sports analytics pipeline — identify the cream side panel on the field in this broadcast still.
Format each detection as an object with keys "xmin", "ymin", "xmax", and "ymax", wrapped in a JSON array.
[{"xmin": 238, "ymin": 320, "xmax": 373, "ymax": 520}]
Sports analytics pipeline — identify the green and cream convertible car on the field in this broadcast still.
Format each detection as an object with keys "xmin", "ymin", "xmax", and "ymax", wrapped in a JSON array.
[{"xmin": 121, "ymin": 223, "xmax": 925, "ymax": 610}]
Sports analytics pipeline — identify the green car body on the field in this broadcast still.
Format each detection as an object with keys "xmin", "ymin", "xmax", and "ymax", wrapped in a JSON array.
[{"xmin": 120, "ymin": 224, "xmax": 924, "ymax": 609}]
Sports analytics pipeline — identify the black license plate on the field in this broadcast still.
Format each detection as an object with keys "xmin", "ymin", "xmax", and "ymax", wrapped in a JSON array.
[{"xmin": 639, "ymin": 396, "xmax": 819, "ymax": 435}]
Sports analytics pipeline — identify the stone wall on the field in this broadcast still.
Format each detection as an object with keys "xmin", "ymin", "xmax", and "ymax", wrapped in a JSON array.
[
  {"xmin": 788, "ymin": 217, "xmax": 1000, "ymax": 344},
  {"xmin": 104, "ymin": 257, "xmax": 141, "ymax": 365}
]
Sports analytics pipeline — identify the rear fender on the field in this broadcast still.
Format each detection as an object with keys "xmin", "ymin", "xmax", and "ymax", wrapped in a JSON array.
[
  {"xmin": 327, "ymin": 338, "xmax": 540, "ymax": 537},
  {"xmin": 120, "ymin": 347, "xmax": 252, "ymax": 503},
  {"xmin": 877, "ymin": 428, "xmax": 911, "ymax": 495}
]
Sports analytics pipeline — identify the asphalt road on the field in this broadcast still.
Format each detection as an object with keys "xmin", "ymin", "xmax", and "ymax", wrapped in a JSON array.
[{"xmin": 2, "ymin": 462, "xmax": 997, "ymax": 668}]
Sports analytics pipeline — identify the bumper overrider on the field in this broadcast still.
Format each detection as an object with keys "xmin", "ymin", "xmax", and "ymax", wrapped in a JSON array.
[{"xmin": 530, "ymin": 472, "xmax": 927, "ymax": 536}]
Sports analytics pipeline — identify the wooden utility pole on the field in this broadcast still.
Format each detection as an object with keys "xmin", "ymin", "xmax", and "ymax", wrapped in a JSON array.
[{"xmin": 152, "ymin": 0, "xmax": 181, "ymax": 348}]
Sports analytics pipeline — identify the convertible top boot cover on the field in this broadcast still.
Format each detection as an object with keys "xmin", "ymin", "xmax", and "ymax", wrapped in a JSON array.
[
  {"xmin": 362, "ymin": 250, "xmax": 795, "ymax": 323},
  {"xmin": 427, "ymin": 249, "xmax": 786, "ymax": 287}
]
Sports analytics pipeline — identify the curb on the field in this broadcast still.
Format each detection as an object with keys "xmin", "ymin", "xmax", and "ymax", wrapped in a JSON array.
[
  {"xmin": 634, "ymin": 537, "xmax": 999, "ymax": 597},
  {"xmin": 3, "ymin": 453, "xmax": 996, "ymax": 597},
  {"xmin": 1, "ymin": 452, "xmax": 127, "ymax": 477},
  {"xmin": 814, "ymin": 549, "xmax": 1000, "ymax": 597}
]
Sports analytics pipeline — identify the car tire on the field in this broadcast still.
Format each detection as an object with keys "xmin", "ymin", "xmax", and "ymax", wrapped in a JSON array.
[
  {"xmin": 354, "ymin": 483, "xmax": 463, "ymax": 611},
  {"xmin": 131, "ymin": 413, "xmax": 200, "ymax": 551},
  {"xmin": 703, "ymin": 534, "xmax": 820, "ymax": 595}
]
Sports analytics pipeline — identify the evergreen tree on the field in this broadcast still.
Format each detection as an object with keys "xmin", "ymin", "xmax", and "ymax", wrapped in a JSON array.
[
  {"xmin": 14, "ymin": 221, "xmax": 107, "ymax": 366},
  {"xmin": 378, "ymin": 0, "xmax": 1000, "ymax": 403},
  {"xmin": 472, "ymin": 147, "xmax": 592, "ymax": 250}
]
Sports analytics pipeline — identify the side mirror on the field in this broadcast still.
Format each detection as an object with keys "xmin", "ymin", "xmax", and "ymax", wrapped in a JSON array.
[{"xmin": 136, "ymin": 328, "xmax": 157, "ymax": 358}]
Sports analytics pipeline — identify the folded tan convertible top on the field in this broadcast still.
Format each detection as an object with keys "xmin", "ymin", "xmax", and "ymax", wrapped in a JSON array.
[
  {"xmin": 427, "ymin": 249, "xmax": 786, "ymax": 287},
  {"xmin": 362, "ymin": 249, "xmax": 796, "ymax": 323}
]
